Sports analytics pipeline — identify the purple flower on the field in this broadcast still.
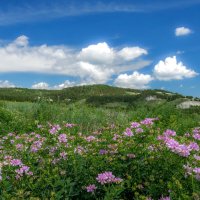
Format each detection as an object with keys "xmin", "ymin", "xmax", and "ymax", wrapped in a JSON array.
[
  {"xmin": 74, "ymin": 146, "xmax": 85, "ymax": 155},
  {"xmin": 10, "ymin": 159, "xmax": 22, "ymax": 166},
  {"xmin": 131, "ymin": 122, "xmax": 140, "ymax": 128},
  {"xmin": 58, "ymin": 134, "xmax": 67, "ymax": 143},
  {"xmin": 193, "ymin": 168, "xmax": 200, "ymax": 174},
  {"xmin": 188, "ymin": 142, "xmax": 199, "ymax": 151},
  {"xmin": 86, "ymin": 184, "xmax": 97, "ymax": 192},
  {"xmin": 140, "ymin": 118, "xmax": 155, "ymax": 126},
  {"xmin": 96, "ymin": 171, "xmax": 122, "ymax": 185},
  {"xmin": 194, "ymin": 155, "xmax": 200, "ymax": 160},
  {"xmin": 193, "ymin": 133, "xmax": 200, "ymax": 140},
  {"xmin": 163, "ymin": 129, "xmax": 176, "ymax": 137},
  {"xmin": 99, "ymin": 149, "xmax": 108, "ymax": 155},
  {"xmin": 60, "ymin": 152, "xmax": 67, "ymax": 160},
  {"xmin": 123, "ymin": 128, "xmax": 133, "ymax": 137},
  {"xmin": 135, "ymin": 128, "xmax": 144, "ymax": 133},
  {"xmin": 65, "ymin": 123, "xmax": 75, "ymax": 128},
  {"xmin": 15, "ymin": 165, "xmax": 30, "ymax": 176},
  {"xmin": 85, "ymin": 136, "xmax": 95, "ymax": 142},
  {"xmin": 49, "ymin": 124, "xmax": 61, "ymax": 134},
  {"xmin": 30, "ymin": 140, "xmax": 43, "ymax": 152},
  {"xmin": 16, "ymin": 144, "xmax": 23, "ymax": 151}
]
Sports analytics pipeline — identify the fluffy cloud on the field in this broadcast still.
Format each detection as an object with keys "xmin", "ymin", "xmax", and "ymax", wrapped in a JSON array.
[
  {"xmin": 0, "ymin": 80, "xmax": 16, "ymax": 88},
  {"xmin": 53, "ymin": 80, "xmax": 76, "ymax": 90},
  {"xmin": 32, "ymin": 82, "xmax": 49, "ymax": 89},
  {"xmin": 78, "ymin": 42, "xmax": 115, "ymax": 65},
  {"xmin": 114, "ymin": 71, "xmax": 153, "ymax": 89},
  {"xmin": 0, "ymin": 35, "xmax": 150, "ymax": 85},
  {"xmin": 153, "ymin": 56, "xmax": 198, "ymax": 80},
  {"xmin": 175, "ymin": 27, "xmax": 192, "ymax": 36},
  {"xmin": 118, "ymin": 47, "xmax": 147, "ymax": 61}
]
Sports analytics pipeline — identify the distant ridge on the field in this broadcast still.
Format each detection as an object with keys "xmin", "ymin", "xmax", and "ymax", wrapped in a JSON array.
[{"xmin": 0, "ymin": 84, "xmax": 198, "ymax": 103}]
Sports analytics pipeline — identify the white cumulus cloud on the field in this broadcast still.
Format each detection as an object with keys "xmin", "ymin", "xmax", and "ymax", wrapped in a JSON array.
[
  {"xmin": 53, "ymin": 80, "xmax": 76, "ymax": 90},
  {"xmin": 118, "ymin": 47, "xmax": 147, "ymax": 61},
  {"xmin": 32, "ymin": 82, "xmax": 49, "ymax": 89},
  {"xmin": 0, "ymin": 36, "xmax": 150, "ymax": 85},
  {"xmin": 175, "ymin": 27, "xmax": 192, "ymax": 36},
  {"xmin": 153, "ymin": 56, "xmax": 198, "ymax": 80},
  {"xmin": 114, "ymin": 71, "xmax": 153, "ymax": 89},
  {"xmin": 0, "ymin": 80, "xmax": 16, "ymax": 88}
]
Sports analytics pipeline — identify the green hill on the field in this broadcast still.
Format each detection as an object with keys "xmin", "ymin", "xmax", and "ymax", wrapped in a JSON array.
[{"xmin": 0, "ymin": 84, "xmax": 198, "ymax": 105}]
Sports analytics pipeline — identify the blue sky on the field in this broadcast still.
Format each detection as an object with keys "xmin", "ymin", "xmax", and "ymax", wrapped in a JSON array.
[{"xmin": 0, "ymin": 0, "xmax": 200, "ymax": 97}]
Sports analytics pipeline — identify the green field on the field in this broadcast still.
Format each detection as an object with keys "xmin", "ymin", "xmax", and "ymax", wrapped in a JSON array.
[{"xmin": 0, "ymin": 85, "xmax": 200, "ymax": 199}]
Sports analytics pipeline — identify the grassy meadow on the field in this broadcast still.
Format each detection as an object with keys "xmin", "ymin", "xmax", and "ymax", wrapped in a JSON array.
[{"xmin": 0, "ymin": 85, "xmax": 200, "ymax": 199}]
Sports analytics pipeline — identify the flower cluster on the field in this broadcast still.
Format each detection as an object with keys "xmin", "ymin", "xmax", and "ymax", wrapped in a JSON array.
[{"xmin": 96, "ymin": 171, "xmax": 123, "ymax": 185}]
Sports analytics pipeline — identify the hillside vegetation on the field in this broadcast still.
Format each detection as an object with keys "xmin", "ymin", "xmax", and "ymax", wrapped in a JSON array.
[{"xmin": 0, "ymin": 85, "xmax": 200, "ymax": 199}]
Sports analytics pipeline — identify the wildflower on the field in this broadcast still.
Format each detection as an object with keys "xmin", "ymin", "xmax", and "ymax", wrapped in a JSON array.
[
  {"xmin": 30, "ymin": 140, "xmax": 43, "ymax": 152},
  {"xmin": 15, "ymin": 165, "xmax": 30, "ymax": 175},
  {"xmin": 99, "ymin": 149, "xmax": 108, "ymax": 155},
  {"xmin": 193, "ymin": 133, "xmax": 200, "ymax": 140},
  {"xmin": 194, "ymin": 155, "xmax": 200, "ymax": 160},
  {"xmin": 65, "ymin": 123, "xmax": 75, "ymax": 128},
  {"xmin": 140, "ymin": 118, "xmax": 155, "ymax": 126},
  {"xmin": 135, "ymin": 128, "xmax": 144, "ymax": 133},
  {"xmin": 131, "ymin": 122, "xmax": 140, "ymax": 128},
  {"xmin": 16, "ymin": 144, "xmax": 23, "ymax": 151},
  {"xmin": 58, "ymin": 134, "xmax": 67, "ymax": 143},
  {"xmin": 85, "ymin": 136, "xmax": 95, "ymax": 142},
  {"xmin": 74, "ymin": 146, "xmax": 85, "ymax": 154},
  {"xmin": 37, "ymin": 125, "xmax": 43, "ymax": 129},
  {"xmin": 159, "ymin": 196, "xmax": 170, "ymax": 200},
  {"xmin": 113, "ymin": 134, "xmax": 121, "ymax": 141},
  {"xmin": 60, "ymin": 152, "xmax": 67, "ymax": 160},
  {"xmin": 49, "ymin": 124, "xmax": 61, "ymax": 134},
  {"xmin": 127, "ymin": 154, "xmax": 136, "ymax": 159},
  {"xmin": 10, "ymin": 159, "xmax": 22, "ymax": 166},
  {"xmin": 163, "ymin": 129, "xmax": 176, "ymax": 137},
  {"xmin": 96, "ymin": 171, "xmax": 122, "ymax": 185},
  {"xmin": 188, "ymin": 142, "xmax": 199, "ymax": 151},
  {"xmin": 86, "ymin": 184, "xmax": 97, "ymax": 192},
  {"xmin": 8, "ymin": 133, "xmax": 14, "ymax": 137},
  {"xmin": 184, "ymin": 133, "xmax": 190, "ymax": 137},
  {"xmin": 183, "ymin": 164, "xmax": 193, "ymax": 176},
  {"xmin": 193, "ymin": 168, "xmax": 200, "ymax": 174},
  {"xmin": 123, "ymin": 128, "xmax": 133, "ymax": 137}
]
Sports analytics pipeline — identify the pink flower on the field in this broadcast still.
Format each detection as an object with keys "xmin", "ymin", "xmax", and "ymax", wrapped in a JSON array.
[
  {"xmin": 188, "ymin": 142, "xmax": 199, "ymax": 151},
  {"xmin": 131, "ymin": 122, "xmax": 140, "ymax": 128},
  {"xmin": 140, "ymin": 118, "xmax": 156, "ymax": 126},
  {"xmin": 193, "ymin": 133, "xmax": 200, "ymax": 140},
  {"xmin": 163, "ymin": 129, "xmax": 176, "ymax": 137},
  {"xmin": 194, "ymin": 155, "xmax": 200, "ymax": 160},
  {"xmin": 65, "ymin": 123, "xmax": 76, "ymax": 128},
  {"xmin": 49, "ymin": 125, "xmax": 61, "ymax": 134},
  {"xmin": 85, "ymin": 136, "xmax": 95, "ymax": 142},
  {"xmin": 135, "ymin": 128, "xmax": 144, "ymax": 133},
  {"xmin": 58, "ymin": 134, "xmax": 67, "ymax": 143},
  {"xmin": 99, "ymin": 149, "xmax": 108, "ymax": 155},
  {"xmin": 86, "ymin": 184, "xmax": 97, "ymax": 192},
  {"xmin": 123, "ymin": 128, "xmax": 133, "ymax": 137},
  {"xmin": 96, "ymin": 171, "xmax": 122, "ymax": 185},
  {"xmin": 193, "ymin": 168, "xmax": 200, "ymax": 174},
  {"xmin": 10, "ymin": 159, "xmax": 22, "ymax": 166},
  {"xmin": 16, "ymin": 144, "xmax": 23, "ymax": 151},
  {"xmin": 60, "ymin": 152, "xmax": 67, "ymax": 160}
]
